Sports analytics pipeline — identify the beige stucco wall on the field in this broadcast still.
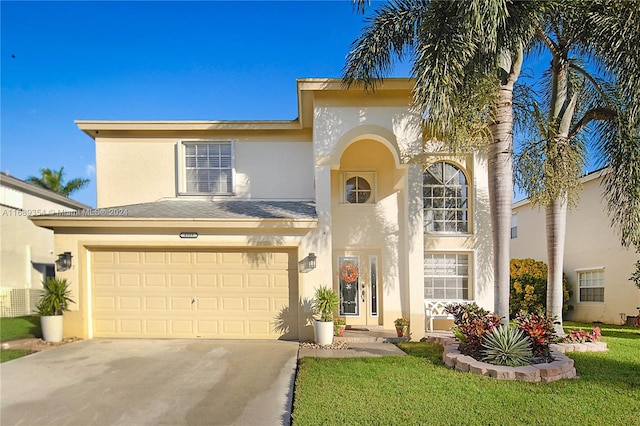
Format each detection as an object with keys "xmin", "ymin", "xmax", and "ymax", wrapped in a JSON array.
[
  {"xmin": 1, "ymin": 184, "xmax": 85, "ymax": 291},
  {"xmin": 511, "ymin": 172, "xmax": 640, "ymax": 324},
  {"xmin": 95, "ymin": 134, "xmax": 314, "ymax": 208}
]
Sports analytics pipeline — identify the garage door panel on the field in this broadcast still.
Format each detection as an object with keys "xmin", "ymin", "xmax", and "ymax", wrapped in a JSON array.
[
  {"xmin": 91, "ymin": 249, "xmax": 297, "ymax": 339},
  {"xmin": 195, "ymin": 274, "xmax": 217, "ymax": 287},
  {"xmin": 145, "ymin": 297, "xmax": 167, "ymax": 310}
]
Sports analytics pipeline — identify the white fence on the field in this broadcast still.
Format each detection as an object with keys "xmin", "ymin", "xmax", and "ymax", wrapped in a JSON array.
[{"xmin": 0, "ymin": 288, "xmax": 41, "ymax": 317}]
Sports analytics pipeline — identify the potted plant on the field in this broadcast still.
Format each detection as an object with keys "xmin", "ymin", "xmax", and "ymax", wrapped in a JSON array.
[
  {"xmin": 37, "ymin": 277, "xmax": 74, "ymax": 342},
  {"xmin": 311, "ymin": 286, "xmax": 339, "ymax": 345},
  {"xmin": 394, "ymin": 317, "xmax": 410, "ymax": 337},
  {"xmin": 333, "ymin": 317, "xmax": 346, "ymax": 337}
]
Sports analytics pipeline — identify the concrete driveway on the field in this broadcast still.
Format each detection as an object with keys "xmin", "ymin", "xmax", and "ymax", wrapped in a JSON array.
[{"xmin": 0, "ymin": 339, "xmax": 299, "ymax": 426}]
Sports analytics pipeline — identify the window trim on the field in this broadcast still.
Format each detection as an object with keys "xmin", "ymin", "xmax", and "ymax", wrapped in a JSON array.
[
  {"xmin": 341, "ymin": 171, "xmax": 377, "ymax": 205},
  {"xmin": 422, "ymin": 161, "xmax": 470, "ymax": 234},
  {"xmin": 576, "ymin": 268, "xmax": 605, "ymax": 303},
  {"xmin": 178, "ymin": 140, "xmax": 236, "ymax": 196},
  {"xmin": 423, "ymin": 251, "xmax": 473, "ymax": 301}
]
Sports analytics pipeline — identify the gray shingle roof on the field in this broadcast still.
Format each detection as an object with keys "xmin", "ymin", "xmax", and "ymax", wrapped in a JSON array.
[{"xmin": 66, "ymin": 199, "xmax": 317, "ymax": 220}]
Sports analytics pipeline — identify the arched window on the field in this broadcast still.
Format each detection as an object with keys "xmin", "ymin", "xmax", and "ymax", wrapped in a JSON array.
[{"xmin": 423, "ymin": 162, "xmax": 469, "ymax": 233}]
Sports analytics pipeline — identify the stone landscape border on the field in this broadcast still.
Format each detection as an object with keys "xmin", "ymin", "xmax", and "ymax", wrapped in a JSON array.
[{"xmin": 424, "ymin": 335, "xmax": 607, "ymax": 382}]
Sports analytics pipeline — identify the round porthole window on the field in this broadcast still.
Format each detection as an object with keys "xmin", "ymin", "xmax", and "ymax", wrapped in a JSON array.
[{"xmin": 345, "ymin": 176, "xmax": 371, "ymax": 204}]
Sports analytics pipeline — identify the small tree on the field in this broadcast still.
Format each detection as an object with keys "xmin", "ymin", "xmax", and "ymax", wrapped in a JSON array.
[{"xmin": 510, "ymin": 258, "xmax": 571, "ymax": 316}]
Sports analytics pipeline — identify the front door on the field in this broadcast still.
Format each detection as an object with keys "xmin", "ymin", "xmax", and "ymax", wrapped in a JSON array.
[{"xmin": 335, "ymin": 251, "xmax": 381, "ymax": 326}]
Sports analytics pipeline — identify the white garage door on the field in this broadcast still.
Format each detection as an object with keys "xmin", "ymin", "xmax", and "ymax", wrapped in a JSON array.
[{"xmin": 91, "ymin": 249, "xmax": 298, "ymax": 339}]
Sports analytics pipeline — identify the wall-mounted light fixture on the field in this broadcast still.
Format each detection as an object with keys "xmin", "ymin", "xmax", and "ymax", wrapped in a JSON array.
[
  {"xmin": 298, "ymin": 253, "xmax": 317, "ymax": 273},
  {"xmin": 55, "ymin": 252, "xmax": 73, "ymax": 272}
]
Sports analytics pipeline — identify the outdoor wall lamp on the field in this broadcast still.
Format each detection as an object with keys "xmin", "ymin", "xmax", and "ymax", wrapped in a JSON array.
[
  {"xmin": 55, "ymin": 252, "xmax": 73, "ymax": 272},
  {"xmin": 298, "ymin": 253, "xmax": 317, "ymax": 273}
]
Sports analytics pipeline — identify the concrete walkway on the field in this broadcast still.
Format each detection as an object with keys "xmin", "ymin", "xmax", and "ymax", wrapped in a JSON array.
[{"xmin": 298, "ymin": 328, "xmax": 409, "ymax": 358}]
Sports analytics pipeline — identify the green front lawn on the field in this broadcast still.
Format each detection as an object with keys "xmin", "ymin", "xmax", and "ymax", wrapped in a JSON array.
[
  {"xmin": 0, "ymin": 316, "xmax": 41, "ymax": 363},
  {"xmin": 0, "ymin": 315, "xmax": 41, "ymax": 341},
  {"xmin": 292, "ymin": 322, "xmax": 640, "ymax": 425}
]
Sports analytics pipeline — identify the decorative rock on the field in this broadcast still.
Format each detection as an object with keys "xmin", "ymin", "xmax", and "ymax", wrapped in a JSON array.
[
  {"xmin": 454, "ymin": 355, "xmax": 475, "ymax": 372},
  {"xmin": 468, "ymin": 360, "xmax": 488, "ymax": 376},
  {"xmin": 573, "ymin": 343, "xmax": 588, "ymax": 352},
  {"xmin": 486, "ymin": 365, "xmax": 516, "ymax": 380},
  {"xmin": 513, "ymin": 366, "xmax": 541, "ymax": 382}
]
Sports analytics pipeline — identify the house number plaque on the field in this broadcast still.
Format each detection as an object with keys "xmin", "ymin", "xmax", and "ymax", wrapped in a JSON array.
[{"xmin": 179, "ymin": 232, "xmax": 198, "ymax": 239}]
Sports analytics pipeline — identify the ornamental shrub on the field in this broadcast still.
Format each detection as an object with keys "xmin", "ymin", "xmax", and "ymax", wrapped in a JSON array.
[
  {"xmin": 481, "ymin": 326, "xmax": 534, "ymax": 367},
  {"xmin": 445, "ymin": 302, "xmax": 502, "ymax": 359},
  {"xmin": 510, "ymin": 258, "xmax": 572, "ymax": 316},
  {"xmin": 564, "ymin": 326, "xmax": 601, "ymax": 343},
  {"xmin": 514, "ymin": 310, "xmax": 557, "ymax": 362}
]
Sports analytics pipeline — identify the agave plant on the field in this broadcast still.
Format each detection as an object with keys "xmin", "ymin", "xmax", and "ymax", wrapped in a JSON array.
[{"xmin": 481, "ymin": 326, "xmax": 534, "ymax": 367}]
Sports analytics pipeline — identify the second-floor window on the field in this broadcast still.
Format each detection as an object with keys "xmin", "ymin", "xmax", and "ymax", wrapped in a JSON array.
[
  {"xmin": 423, "ymin": 161, "xmax": 469, "ymax": 233},
  {"xmin": 183, "ymin": 141, "xmax": 233, "ymax": 194}
]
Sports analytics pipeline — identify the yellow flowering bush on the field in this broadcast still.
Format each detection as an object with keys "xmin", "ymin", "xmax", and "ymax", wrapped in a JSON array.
[{"xmin": 510, "ymin": 258, "xmax": 571, "ymax": 316}]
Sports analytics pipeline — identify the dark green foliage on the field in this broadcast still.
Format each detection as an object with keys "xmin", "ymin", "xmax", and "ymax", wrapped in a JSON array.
[{"xmin": 36, "ymin": 278, "xmax": 74, "ymax": 316}]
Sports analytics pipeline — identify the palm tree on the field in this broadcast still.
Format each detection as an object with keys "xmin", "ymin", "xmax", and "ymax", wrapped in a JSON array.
[
  {"xmin": 515, "ymin": 1, "xmax": 640, "ymax": 334},
  {"xmin": 26, "ymin": 166, "xmax": 90, "ymax": 197},
  {"xmin": 344, "ymin": 0, "xmax": 542, "ymax": 324}
]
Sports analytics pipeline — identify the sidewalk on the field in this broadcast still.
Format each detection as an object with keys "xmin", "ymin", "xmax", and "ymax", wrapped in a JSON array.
[{"xmin": 297, "ymin": 327, "xmax": 410, "ymax": 358}]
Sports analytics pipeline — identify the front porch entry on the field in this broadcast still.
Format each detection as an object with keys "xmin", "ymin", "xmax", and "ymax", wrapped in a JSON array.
[{"xmin": 334, "ymin": 250, "xmax": 381, "ymax": 327}]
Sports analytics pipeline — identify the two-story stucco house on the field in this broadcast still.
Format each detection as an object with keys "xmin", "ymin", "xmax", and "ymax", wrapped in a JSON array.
[
  {"xmin": 31, "ymin": 79, "xmax": 495, "ymax": 341},
  {"xmin": 1, "ymin": 173, "xmax": 90, "ymax": 317},
  {"xmin": 511, "ymin": 168, "xmax": 640, "ymax": 325}
]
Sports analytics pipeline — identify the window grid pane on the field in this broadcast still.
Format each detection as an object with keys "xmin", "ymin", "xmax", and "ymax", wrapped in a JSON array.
[
  {"xmin": 184, "ymin": 142, "xmax": 232, "ymax": 194},
  {"xmin": 423, "ymin": 162, "xmax": 468, "ymax": 233},
  {"xmin": 424, "ymin": 253, "xmax": 469, "ymax": 300},
  {"xmin": 578, "ymin": 270, "xmax": 604, "ymax": 302}
]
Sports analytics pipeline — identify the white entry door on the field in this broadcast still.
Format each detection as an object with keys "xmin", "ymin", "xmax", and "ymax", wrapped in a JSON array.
[{"xmin": 335, "ymin": 251, "xmax": 380, "ymax": 326}]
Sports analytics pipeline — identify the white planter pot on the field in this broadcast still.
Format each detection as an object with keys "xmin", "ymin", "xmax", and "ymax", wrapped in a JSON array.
[
  {"xmin": 40, "ymin": 315, "xmax": 64, "ymax": 343},
  {"xmin": 314, "ymin": 320, "xmax": 334, "ymax": 346}
]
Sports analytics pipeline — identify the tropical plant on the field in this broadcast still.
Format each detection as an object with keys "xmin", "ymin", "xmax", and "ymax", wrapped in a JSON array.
[
  {"xmin": 26, "ymin": 166, "xmax": 89, "ymax": 197},
  {"xmin": 564, "ymin": 326, "xmax": 602, "ymax": 344},
  {"xmin": 311, "ymin": 286, "xmax": 339, "ymax": 322},
  {"xmin": 481, "ymin": 326, "xmax": 534, "ymax": 367},
  {"xmin": 36, "ymin": 277, "xmax": 74, "ymax": 316},
  {"xmin": 394, "ymin": 317, "xmax": 410, "ymax": 326},
  {"xmin": 514, "ymin": 1, "xmax": 640, "ymax": 335},
  {"xmin": 445, "ymin": 302, "xmax": 502, "ymax": 359},
  {"xmin": 510, "ymin": 258, "xmax": 571, "ymax": 316},
  {"xmin": 514, "ymin": 310, "xmax": 556, "ymax": 362},
  {"xmin": 345, "ymin": 0, "xmax": 545, "ymax": 324}
]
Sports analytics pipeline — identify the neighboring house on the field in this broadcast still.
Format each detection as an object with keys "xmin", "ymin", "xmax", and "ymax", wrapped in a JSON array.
[
  {"xmin": 511, "ymin": 168, "xmax": 640, "ymax": 325},
  {"xmin": 0, "ymin": 173, "xmax": 90, "ymax": 317},
  {"xmin": 31, "ymin": 79, "xmax": 494, "ymax": 341}
]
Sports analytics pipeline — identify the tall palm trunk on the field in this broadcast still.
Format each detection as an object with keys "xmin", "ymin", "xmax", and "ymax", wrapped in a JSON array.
[
  {"xmin": 488, "ymin": 85, "xmax": 515, "ymax": 325},
  {"xmin": 546, "ymin": 197, "xmax": 567, "ymax": 335},
  {"xmin": 488, "ymin": 48, "xmax": 522, "ymax": 324}
]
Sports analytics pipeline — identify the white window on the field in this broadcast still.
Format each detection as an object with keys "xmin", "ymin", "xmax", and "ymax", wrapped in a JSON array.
[
  {"xmin": 423, "ymin": 162, "xmax": 469, "ymax": 233},
  {"xmin": 578, "ymin": 269, "xmax": 605, "ymax": 302},
  {"xmin": 182, "ymin": 141, "xmax": 234, "ymax": 194},
  {"xmin": 511, "ymin": 213, "xmax": 518, "ymax": 239},
  {"xmin": 342, "ymin": 172, "xmax": 375, "ymax": 204},
  {"xmin": 424, "ymin": 253, "xmax": 470, "ymax": 300}
]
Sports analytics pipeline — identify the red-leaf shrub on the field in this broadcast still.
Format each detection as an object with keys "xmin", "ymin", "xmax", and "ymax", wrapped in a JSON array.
[
  {"xmin": 445, "ymin": 302, "xmax": 502, "ymax": 359},
  {"xmin": 564, "ymin": 326, "xmax": 601, "ymax": 343},
  {"xmin": 514, "ymin": 310, "xmax": 557, "ymax": 362}
]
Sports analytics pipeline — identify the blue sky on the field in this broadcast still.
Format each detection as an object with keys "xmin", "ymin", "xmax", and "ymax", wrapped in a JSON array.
[{"xmin": 3, "ymin": 0, "xmax": 411, "ymax": 207}]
